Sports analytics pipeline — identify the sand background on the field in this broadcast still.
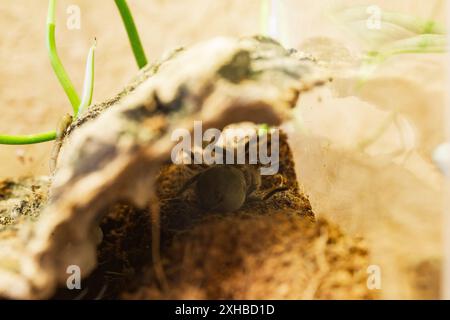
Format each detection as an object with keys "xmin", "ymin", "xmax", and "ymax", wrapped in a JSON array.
[
  {"xmin": 0, "ymin": 0, "xmax": 445, "ymax": 178},
  {"xmin": 0, "ymin": 0, "xmax": 448, "ymax": 299}
]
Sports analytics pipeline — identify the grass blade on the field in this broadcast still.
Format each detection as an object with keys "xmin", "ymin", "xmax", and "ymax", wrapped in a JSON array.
[
  {"xmin": 0, "ymin": 131, "xmax": 57, "ymax": 145},
  {"xmin": 47, "ymin": 0, "xmax": 80, "ymax": 113},
  {"xmin": 329, "ymin": 5, "xmax": 446, "ymax": 50},
  {"xmin": 329, "ymin": 5, "xmax": 447, "ymax": 82},
  {"xmin": 77, "ymin": 40, "xmax": 96, "ymax": 117},
  {"xmin": 381, "ymin": 34, "xmax": 447, "ymax": 56},
  {"xmin": 330, "ymin": 6, "xmax": 445, "ymax": 35},
  {"xmin": 260, "ymin": 0, "xmax": 270, "ymax": 36},
  {"xmin": 114, "ymin": 0, "xmax": 148, "ymax": 69}
]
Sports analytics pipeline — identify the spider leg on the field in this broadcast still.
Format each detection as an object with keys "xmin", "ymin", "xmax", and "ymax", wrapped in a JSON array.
[
  {"xmin": 177, "ymin": 172, "xmax": 202, "ymax": 196},
  {"xmin": 245, "ymin": 186, "xmax": 288, "ymax": 203},
  {"xmin": 207, "ymin": 195, "xmax": 226, "ymax": 212},
  {"xmin": 262, "ymin": 186, "xmax": 289, "ymax": 200},
  {"xmin": 246, "ymin": 193, "xmax": 261, "ymax": 203},
  {"xmin": 73, "ymin": 287, "xmax": 89, "ymax": 300},
  {"xmin": 93, "ymin": 284, "xmax": 108, "ymax": 300},
  {"xmin": 272, "ymin": 173, "xmax": 286, "ymax": 187},
  {"xmin": 185, "ymin": 148, "xmax": 208, "ymax": 168},
  {"xmin": 244, "ymin": 134, "xmax": 272, "ymax": 161}
]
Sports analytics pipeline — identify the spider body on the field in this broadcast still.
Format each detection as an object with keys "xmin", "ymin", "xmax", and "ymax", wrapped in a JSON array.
[
  {"xmin": 177, "ymin": 131, "xmax": 286, "ymax": 213},
  {"xmin": 194, "ymin": 164, "xmax": 261, "ymax": 213},
  {"xmin": 179, "ymin": 162, "xmax": 287, "ymax": 213}
]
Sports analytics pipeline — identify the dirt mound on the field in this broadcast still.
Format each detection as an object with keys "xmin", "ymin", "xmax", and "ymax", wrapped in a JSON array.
[
  {"xmin": 127, "ymin": 214, "xmax": 373, "ymax": 300},
  {"xmin": 50, "ymin": 126, "xmax": 373, "ymax": 300}
]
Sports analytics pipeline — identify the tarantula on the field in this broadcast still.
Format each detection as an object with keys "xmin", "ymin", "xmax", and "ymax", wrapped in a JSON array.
[{"xmin": 177, "ymin": 137, "xmax": 287, "ymax": 213}]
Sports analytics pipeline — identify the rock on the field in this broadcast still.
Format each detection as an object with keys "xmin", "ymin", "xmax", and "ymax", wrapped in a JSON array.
[{"xmin": 0, "ymin": 36, "xmax": 327, "ymax": 299}]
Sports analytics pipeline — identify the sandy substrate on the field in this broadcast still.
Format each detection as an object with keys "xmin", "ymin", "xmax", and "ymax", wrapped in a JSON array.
[{"xmin": 0, "ymin": 0, "xmax": 447, "ymax": 299}]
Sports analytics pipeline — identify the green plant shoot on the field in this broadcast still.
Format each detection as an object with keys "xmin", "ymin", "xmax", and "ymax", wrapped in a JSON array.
[
  {"xmin": 115, "ymin": 0, "xmax": 148, "ymax": 69},
  {"xmin": 259, "ymin": 0, "xmax": 290, "ymax": 46},
  {"xmin": 329, "ymin": 6, "xmax": 447, "ymax": 82},
  {"xmin": 1, "ymin": 0, "xmax": 142, "ymax": 145},
  {"xmin": 0, "ymin": 131, "xmax": 57, "ymax": 145},
  {"xmin": 260, "ymin": 0, "xmax": 270, "ymax": 36},
  {"xmin": 47, "ymin": 0, "xmax": 80, "ymax": 114},
  {"xmin": 0, "ymin": 0, "xmax": 96, "ymax": 145},
  {"xmin": 77, "ymin": 40, "xmax": 96, "ymax": 117}
]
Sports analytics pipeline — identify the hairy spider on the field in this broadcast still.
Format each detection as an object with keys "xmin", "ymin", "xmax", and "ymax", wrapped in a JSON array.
[{"xmin": 177, "ymin": 137, "xmax": 287, "ymax": 213}]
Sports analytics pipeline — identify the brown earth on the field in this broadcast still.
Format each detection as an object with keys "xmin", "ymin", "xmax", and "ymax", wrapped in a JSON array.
[{"xmin": 45, "ymin": 131, "xmax": 373, "ymax": 299}]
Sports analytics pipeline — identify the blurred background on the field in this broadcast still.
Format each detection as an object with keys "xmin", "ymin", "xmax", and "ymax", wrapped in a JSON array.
[
  {"xmin": 0, "ymin": 0, "xmax": 445, "ymax": 177},
  {"xmin": 0, "ymin": 0, "xmax": 448, "ymax": 299}
]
